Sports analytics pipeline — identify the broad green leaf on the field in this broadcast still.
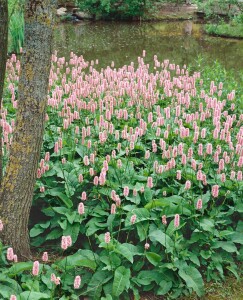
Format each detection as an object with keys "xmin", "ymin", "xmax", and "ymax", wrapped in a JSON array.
[
  {"xmin": 47, "ymin": 189, "xmax": 73, "ymax": 208},
  {"xmin": 146, "ymin": 252, "xmax": 162, "ymax": 266},
  {"xmin": 19, "ymin": 291, "xmax": 50, "ymax": 300},
  {"xmin": 63, "ymin": 222, "xmax": 80, "ymax": 244},
  {"xmin": 30, "ymin": 225, "xmax": 46, "ymax": 238},
  {"xmin": 157, "ymin": 280, "xmax": 172, "ymax": 295},
  {"xmin": 112, "ymin": 266, "xmax": 131, "ymax": 297},
  {"xmin": 149, "ymin": 229, "xmax": 174, "ymax": 253},
  {"xmin": 87, "ymin": 270, "xmax": 113, "ymax": 300},
  {"xmin": 144, "ymin": 188, "xmax": 153, "ymax": 202},
  {"xmin": 212, "ymin": 241, "xmax": 238, "ymax": 253},
  {"xmin": 115, "ymin": 244, "xmax": 134, "ymax": 263},
  {"xmin": 7, "ymin": 262, "xmax": 33, "ymax": 276},
  {"xmin": 178, "ymin": 265, "xmax": 204, "ymax": 297}
]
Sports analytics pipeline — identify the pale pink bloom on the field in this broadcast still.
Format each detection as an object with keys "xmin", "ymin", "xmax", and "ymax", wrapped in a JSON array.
[
  {"xmin": 99, "ymin": 173, "xmax": 106, "ymax": 185},
  {"xmin": 74, "ymin": 275, "xmax": 81, "ymax": 289},
  {"xmin": 7, "ymin": 248, "xmax": 14, "ymax": 261},
  {"xmin": 140, "ymin": 186, "xmax": 145, "ymax": 193},
  {"xmin": 133, "ymin": 189, "xmax": 137, "ymax": 196},
  {"xmin": 13, "ymin": 255, "xmax": 18, "ymax": 263},
  {"xmin": 174, "ymin": 214, "xmax": 180, "ymax": 228},
  {"xmin": 83, "ymin": 156, "xmax": 89, "ymax": 166},
  {"xmin": 10, "ymin": 295, "xmax": 17, "ymax": 300},
  {"xmin": 144, "ymin": 243, "xmax": 150, "ymax": 250},
  {"xmin": 66, "ymin": 236, "xmax": 72, "ymax": 247},
  {"xmin": 196, "ymin": 199, "xmax": 203, "ymax": 210},
  {"xmin": 237, "ymin": 171, "xmax": 242, "ymax": 181},
  {"xmin": 117, "ymin": 159, "xmax": 122, "ymax": 168},
  {"xmin": 51, "ymin": 273, "xmax": 56, "ymax": 282},
  {"xmin": 78, "ymin": 174, "xmax": 83, "ymax": 183},
  {"xmin": 54, "ymin": 142, "xmax": 59, "ymax": 153},
  {"xmin": 55, "ymin": 277, "xmax": 61, "ymax": 285},
  {"xmin": 162, "ymin": 215, "xmax": 167, "ymax": 225},
  {"xmin": 62, "ymin": 157, "xmax": 66, "ymax": 164},
  {"xmin": 105, "ymin": 232, "xmax": 111, "ymax": 243},
  {"xmin": 61, "ymin": 236, "xmax": 68, "ymax": 250},
  {"xmin": 0, "ymin": 220, "xmax": 3, "ymax": 231},
  {"xmin": 130, "ymin": 214, "xmax": 137, "ymax": 224},
  {"xmin": 40, "ymin": 186, "xmax": 45, "ymax": 193},
  {"xmin": 230, "ymin": 171, "xmax": 236, "ymax": 180},
  {"xmin": 212, "ymin": 185, "xmax": 219, "ymax": 198},
  {"xmin": 78, "ymin": 202, "xmax": 85, "ymax": 215},
  {"xmin": 176, "ymin": 170, "xmax": 181, "ymax": 180},
  {"xmin": 111, "ymin": 204, "xmax": 116, "ymax": 214},
  {"xmin": 32, "ymin": 261, "xmax": 40, "ymax": 276},
  {"xmin": 93, "ymin": 176, "xmax": 99, "ymax": 185},
  {"xmin": 147, "ymin": 177, "xmax": 153, "ymax": 188},
  {"xmin": 162, "ymin": 191, "xmax": 167, "ymax": 196},
  {"xmin": 145, "ymin": 150, "xmax": 150, "ymax": 159},
  {"xmin": 42, "ymin": 252, "xmax": 48, "ymax": 262},
  {"xmin": 81, "ymin": 191, "xmax": 87, "ymax": 201},
  {"xmin": 123, "ymin": 186, "xmax": 129, "ymax": 197},
  {"xmin": 184, "ymin": 180, "xmax": 191, "ymax": 190}
]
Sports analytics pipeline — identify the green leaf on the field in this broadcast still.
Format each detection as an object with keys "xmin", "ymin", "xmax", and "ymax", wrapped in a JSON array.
[
  {"xmin": 115, "ymin": 244, "xmax": 134, "ymax": 263},
  {"xmin": 157, "ymin": 280, "xmax": 172, "ymax": 295},
  {"xmin": 47, "ymin": 188, "xmax": 73, "ymax": 208},
  {"xmin": 178, "ymin": 265, "xmax": 204, "ymax": 297},
  {"xmin": 149, "ymin": 229, "xmax": 174, "ymax": 253},
  {"xmin": 144, "ymin": 188, "xmax": 153, "ymax": 202},
  {"xmin": 63, "ymin": 222, "xmax": 80, "ymax": 244},
  {"xmin": 112, "ymin": 266, "xmax": 131, "ymax": 297},
  {"xmin": 212, "ymin": 241, "xmax": 238, "ymax": 253},
  {"xmin": 146, "ymin": 252, "xmax": 162, "ymax": 266},
  {"xmin": 30, "ymin": 225, "xmax": 46, "ymax": 237},
  {"xmin": 7, "ymin": 262, "xmax": 33, "ymax": 276},
  {"xmin": 19, "ymin": 291, "xmax": 50, "ymax": 300},
  {"xmin": 231, "ymin": 232, "xmax": 243, "ymax": 244},
  {"xmin": 87, "ymin": 270, "xmax": 113, "ymax": 300}
]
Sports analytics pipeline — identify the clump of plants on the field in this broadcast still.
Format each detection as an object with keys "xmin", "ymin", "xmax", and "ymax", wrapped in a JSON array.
[{"xmin": 0, "ymin": 52, "xmax": 242, "ymax": 299}]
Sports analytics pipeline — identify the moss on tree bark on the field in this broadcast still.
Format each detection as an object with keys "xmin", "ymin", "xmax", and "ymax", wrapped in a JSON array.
[{"xmin": 0, "ymin": 0, "xmax": 57, "ymax": 260}]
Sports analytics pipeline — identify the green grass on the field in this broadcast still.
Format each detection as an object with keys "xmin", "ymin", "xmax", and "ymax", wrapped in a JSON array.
[{"xmin": 205, "ymin": 23, "xmax": 243, "ymax": 39}]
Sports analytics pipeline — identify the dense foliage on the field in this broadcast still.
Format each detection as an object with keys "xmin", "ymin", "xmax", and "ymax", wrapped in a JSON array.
[{"xmin": 0, "ymin": 53, "xmax": 242, "ymax": 299}]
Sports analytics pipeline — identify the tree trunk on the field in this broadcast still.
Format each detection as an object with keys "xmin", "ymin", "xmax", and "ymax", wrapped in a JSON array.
[
  {"xmin": 0, "ymin": 0, "xmax": 57, "ymax": 260},
  {"xmin": 0, "ymin": 0, "xmax": 8, "ymax": 182}
]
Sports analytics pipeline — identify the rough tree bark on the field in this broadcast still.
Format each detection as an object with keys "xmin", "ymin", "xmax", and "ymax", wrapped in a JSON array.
[
  {"xmin": 0, "ymin": 0, "xmax": 8, "ymax": 182},
  {"xmin": 0, "ymin": 0, "xmax": 57, "ymax": 260}
]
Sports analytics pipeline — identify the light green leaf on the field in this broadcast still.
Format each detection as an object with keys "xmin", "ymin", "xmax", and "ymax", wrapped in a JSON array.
[
  {"xmin": 149, "ymin": 229, "xmax": 174, "ymax": 253},
  {"xmin": 112, "ymin": 266, "xmax": 131, "ymax": 297},
  {"xmin": 146, "ymin": 252, "xmax": 162, "ymax": 266},
  {"xmin": 157, "ymin": 280, "xmax": 172, "ymax": 295},
  {"xmin": 178, "ymin": 265, "xmax": 204, "ymax": 297},
  {"xmin": 19, "ymin": 291, "xmax": 50, "ymax": 300},
  {"xmin": 115, "ymin": 244, "xmax": 134, "ymax": 263}
]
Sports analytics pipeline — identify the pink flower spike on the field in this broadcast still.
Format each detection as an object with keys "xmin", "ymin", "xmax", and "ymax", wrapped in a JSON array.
[
  {"xmin": 7, "ymin": 248, "xmax": 14, "ymax": 261},
  {"xmin": 0, "ymin": 219, "xmax": 3, "ymax": 231},
  {"xmin": 42, "ymin": 252, "xmax": 48, "ymax": 262},
  {"xmin": 174, "ymin": 214, "xmax": 180, "ymax": 228},
  {"xmin": 196, "ymin": 199, "xmax": 203, "ymax": 210},
  {"xmin": 10, "ymin": 296, "xmax": 17, "ymax": 300},
  {"xmin": 78, "ymin": 202, "xmax": 85, "ymax": 215},
  {"xmin": 130, "ymin": 214, "xmax": 137, "ymax": 224},
  {"xmin": 32, "ymin": 261, "xmax": 40, "ymax": 276},
  {"xmin": 144, "ymin": 243, "xmax": 150, "ymax": 250},
  {"xmin": 105, "ymin": 232, "xmax": 111, "ymax": 244},
  {"xmin": 74, "ymin": 275, "xmax": 81, "ymax": 289}
]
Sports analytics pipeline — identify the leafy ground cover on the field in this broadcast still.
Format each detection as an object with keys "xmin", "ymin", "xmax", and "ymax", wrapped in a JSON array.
[{"xmin": 0, "ymin": 53, "xmax": 242, "ymax": 299}]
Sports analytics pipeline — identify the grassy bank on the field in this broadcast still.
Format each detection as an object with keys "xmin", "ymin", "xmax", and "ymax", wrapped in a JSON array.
[{"xmin": 205, "ymin": 22, "xmax": 243, "ymax": 39}]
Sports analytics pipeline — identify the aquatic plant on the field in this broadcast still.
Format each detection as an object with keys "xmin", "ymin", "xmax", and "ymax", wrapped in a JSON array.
[{"xmin": 0, "ymin": 52, "xmax": 242, "ymax": 299}]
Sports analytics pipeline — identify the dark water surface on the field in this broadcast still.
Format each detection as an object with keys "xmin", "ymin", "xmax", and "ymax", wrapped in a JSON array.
[{"xmin": 54, "ymin": 21, "xmax": 243, "ymax": 73}]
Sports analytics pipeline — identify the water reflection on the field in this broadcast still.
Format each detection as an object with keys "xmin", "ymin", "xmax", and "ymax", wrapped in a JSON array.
[{"xmin": 53, "ymin": 21, "xmax": 243, "ymax": 73}]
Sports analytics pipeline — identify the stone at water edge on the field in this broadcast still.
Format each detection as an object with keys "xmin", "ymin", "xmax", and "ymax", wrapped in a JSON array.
[{"xmin": 57, "ymin": 7, "xmax": 67, "ymax": 16}]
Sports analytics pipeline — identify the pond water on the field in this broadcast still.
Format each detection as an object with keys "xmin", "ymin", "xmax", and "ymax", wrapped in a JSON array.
[{"xmin": 54, "ymin": 21, "xmax": 243, "ymax": 74}]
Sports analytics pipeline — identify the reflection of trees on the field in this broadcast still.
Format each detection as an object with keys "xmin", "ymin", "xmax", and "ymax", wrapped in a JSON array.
[{"xmin": 53, "ymin": 22, "xmax": 243, "ymax": 71}]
